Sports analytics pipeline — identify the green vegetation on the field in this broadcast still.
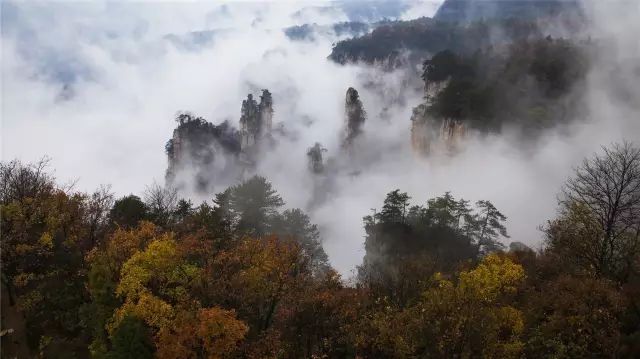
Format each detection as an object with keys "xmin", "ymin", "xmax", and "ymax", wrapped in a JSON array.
[
  {"xmin": 329, "ymin": 17, "xmax": 557, "ymax": 66},
  {"xmin": 421, "ymin": 37, "xmax": 589, "ymax": 132}
]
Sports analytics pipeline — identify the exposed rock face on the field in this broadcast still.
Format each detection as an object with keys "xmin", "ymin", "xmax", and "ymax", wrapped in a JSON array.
[
  {"xmin": 411, "ymin": 112, "xmax": 466, "ymax": 157},
  {"xmin": 343, "ymin": 87, "xmax": 366, "ymax": 149},
  {"xmin": 259, "ymin": 89, "xmax": 274, "ymax": 134},
  {"xmin": 166, "ymin": 90, "xmax": 276, "ymax": 194},
  {"xmin": 307, "ymin": 142, "xmax": 327, "ymax": 174},
  {"xmin": 410, "ymin": 79, "xmax": 465, "ymax": 157},
  {"xmin": 166, "ymin": 113, "xmax": 241, "ymax": 193},
  {"xmin": 439, "ymin": 118, "xmax": 465, "ymax": 148},
  {"xmin": 240, "ymin": 90, "xmax": 273, "ymax": 152},
  {"xmin": 240, "ymin": 94, "xmax": 259, "ymax": 149},
  {"xmin": 410, "ymin": 104, "xmax": 433, "ymax": 156}
]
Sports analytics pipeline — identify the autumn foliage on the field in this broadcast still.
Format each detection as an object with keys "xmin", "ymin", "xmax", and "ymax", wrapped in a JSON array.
[{"xmin": 1, "ymin": 143, "xmax": 639, "ymax": 358}]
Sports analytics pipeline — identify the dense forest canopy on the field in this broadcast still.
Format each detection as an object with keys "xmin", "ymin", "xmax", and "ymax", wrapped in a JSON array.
[
  {"xmin": 420, "ymin": 37, "xmax": 589, "ymax": 131},
  {"xmin": 328, "ymin": 14, "xmax": 583, "ymax": 68},
  {"xmin": 2, "ymin": 141, "xmax": 640, "ymax": 358},
  {"xmin": 434, "ymin": 0, "xmax": 583, "ymax": 22}
]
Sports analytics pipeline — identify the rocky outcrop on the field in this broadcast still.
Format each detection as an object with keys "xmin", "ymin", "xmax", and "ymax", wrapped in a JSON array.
[
  {"xmin": 411, "ymin": 113, "xmax": 466, "ymax": 157},
  {"xmin": 240, "ymin": 94, "xmax": 259, "ymax": 149},
  {"xmin": 166, "ymin": 90, "xmax": 276, "ymax": 194},
  {"xmin": 410, "ymin": 104, "xmax": 433, "ymax": 156},
  {"xmin": 439, "ymin": 118, "xmax": 465, "ymax": 149},
  {"xmin": 342, "ymin": 87, "xmax": 366, "ymax": 149},
  {"xmin": 166, "ymin": 113, "xmax": 242, "ymax": 193},
  {"xmin": 410, "ymin": 78, "xmax": 465, "ymax": 157},
  {"xmin": 307, "ymin": 142, "xmax": 327, "ymax": 174},
  {"xmin": 240, "ymin": 90, "xmax": 273, "ymax": 152}
]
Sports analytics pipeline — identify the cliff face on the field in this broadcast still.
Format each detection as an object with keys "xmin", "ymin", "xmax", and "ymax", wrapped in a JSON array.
[
  {"xmin": 307, "ymin": 142, "xmax": 327, "ymax": 174},
  {"xmin": 240, "ymin": 90, "xmax": 273, "ymax": 152},
  {"xmin": 439, "ymin": 118, "xmax": 465, "ymax": 149},
  {"xmin": 166, "ymin": 90, "xmax": 276, "ymax": 194},
  {"xmin": 410, "ymin": 104, "xmax": 433, "ymax": 156},
  {"xmin": 410, "ymin": 79, "xmax": 465, "ymax": 157},
  {"xmin": 343, "ymin": 87, "xmax": 366, "ymax": 149},
  {"xmin": 166, "ymin": 114, "xmax": 242, "ymax": 193}
]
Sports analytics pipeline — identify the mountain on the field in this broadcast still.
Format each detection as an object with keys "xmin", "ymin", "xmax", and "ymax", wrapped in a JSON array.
[
  {"xmin": 284, "ymin": 22, "xmax": 371, "ymax": 42},
  {"xmin": 328, "ymin": 17, "xmax": 550, "ymax": 67},
  {"xmin": 410, "ymin": 37, "xmax": 590, "ymax": 156},
  {"xmin": 434, "ymin": 0, "xmax": 583, "ymax": 22}
]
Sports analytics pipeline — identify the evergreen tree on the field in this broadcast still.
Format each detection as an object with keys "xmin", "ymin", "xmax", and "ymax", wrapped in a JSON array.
[
  {"xmin": 228, "ymin": 176, "xmax": 284, "ymax": 236},
  {"xmin": 109, "ymin": 195, "xmax": 148, "ymax": 229},
  {"xmin": 475, "ymin": 200, "xmax": 508, "ymax": 254},
  {"xmin": 271, "ymin": 208, "xmax": 330, "ymax": 274},
  {"xmin": 426, "ymin": 192, "xmax": 459, "ymax": 227},
  {"xmin": 107, "ymin": 315, "xmax": 154, "ymax": 359},
  {"xmin": 377, "ymin": 190, "xmax": 411, "ymax": 225}
]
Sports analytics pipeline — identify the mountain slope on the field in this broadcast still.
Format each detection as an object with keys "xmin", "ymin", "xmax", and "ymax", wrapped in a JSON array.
[{"xmin": 434, "ymin": 0, "xmax": 583, "ymax": 22}]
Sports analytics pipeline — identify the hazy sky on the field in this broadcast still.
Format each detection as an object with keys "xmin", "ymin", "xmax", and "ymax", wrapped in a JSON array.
[{"xmin": 2, "ymin": 0, "xmax": 638, "ymax": 276}]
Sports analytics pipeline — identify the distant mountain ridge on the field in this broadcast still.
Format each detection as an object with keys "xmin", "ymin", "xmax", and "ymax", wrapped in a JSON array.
[
  {"xmin": 434, "ymin": 0, "xmax": 583, "ymax": 22},
  {"xmin": 328, "ymin": 0, "xmax": 585, "ymax": 67},
  {"xmin": 328, "ymin": 17, "xmax": 552, "ymax": 66},
  {"xmin": 284, "ymin": 22, "xmax": 372, "ymax": 42}
]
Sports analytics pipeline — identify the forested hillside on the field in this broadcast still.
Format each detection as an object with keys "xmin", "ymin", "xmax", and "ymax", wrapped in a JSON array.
[
  {"xmin": 434, "ymin": 0, "xmax": 582, "ymax": 22},
  {"xmin": 416, "ymin": 36, "xmax": 589, "ymax": 133},
  {"xmin": 329, "ymin": 0, "xmax": 585, "ymax": 70},
  {"xmin": 2, "ymin": 0, "xmax": 639, "ymax": 358},
  {"xmin": 329, "ymin": 16, "xmax": 583, "ymax": 67},
  {"xmin": 2, "ymin": 142, "xmax": 640, "ymax": 358}
]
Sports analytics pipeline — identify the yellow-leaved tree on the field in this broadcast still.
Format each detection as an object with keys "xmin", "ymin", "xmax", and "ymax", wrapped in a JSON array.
[
  {"xmin": 108, "ymin": 229, "xmax": 248, "ymax": 358},
  {"xmin": 358, "ymin": 254, "xmax": 526, "ymax": 358}
]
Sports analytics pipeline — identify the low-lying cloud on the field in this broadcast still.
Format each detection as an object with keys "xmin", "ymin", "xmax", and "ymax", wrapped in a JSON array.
[{"xmin": 2, "ymin": 0, "xmax": 638, "ymax": 276}]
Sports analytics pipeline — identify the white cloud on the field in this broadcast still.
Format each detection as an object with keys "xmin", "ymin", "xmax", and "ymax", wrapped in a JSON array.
[
  {"xmin": 400, "ymin": 0, "xmax": 443, "ymax": 20},
  {"xmin": 2, "ymin": 0, "xmax": 639, "ymax": 276}
]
